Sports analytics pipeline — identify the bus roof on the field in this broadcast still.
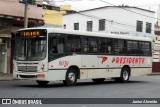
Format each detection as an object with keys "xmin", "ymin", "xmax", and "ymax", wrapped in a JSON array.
[{"xmin": 18, "ymin": 27, "xmax": 152, "ymax": 42}]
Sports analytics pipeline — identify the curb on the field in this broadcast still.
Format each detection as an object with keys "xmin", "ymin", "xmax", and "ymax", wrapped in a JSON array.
[{"xmin": 147, "ymin": 73, "xmax": 160, "ymax": 76}]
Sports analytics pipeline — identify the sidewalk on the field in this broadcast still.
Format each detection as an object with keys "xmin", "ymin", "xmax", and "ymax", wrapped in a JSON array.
[
  {"xmin": 0, "ymin": 73, "xmax": 13, "ymax": 81},
  {"xmin": 148, "ymin": 72, "xmax": 160, "ymax": 76}
]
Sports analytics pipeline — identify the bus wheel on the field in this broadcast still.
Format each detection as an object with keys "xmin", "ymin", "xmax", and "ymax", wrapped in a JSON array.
[
  {"xmin": 115, "ymin": 67, "xmax": 130, "ymax": 83},
  {"xmin": 92, "ymin": 78, "xmax": 105, "ymax": 83},
  {"xmin": 36, "ymin": 81, "xmax": 49, "ymax": 86},
  {"xmin": 63, "ymin": 68, "xmax": 78, "ymax": 86}
]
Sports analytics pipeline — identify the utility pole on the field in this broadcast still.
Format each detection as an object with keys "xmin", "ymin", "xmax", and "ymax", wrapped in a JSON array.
[{"xmin": 24, "ymin": 1, "xmax": 28, "ymax": 28}]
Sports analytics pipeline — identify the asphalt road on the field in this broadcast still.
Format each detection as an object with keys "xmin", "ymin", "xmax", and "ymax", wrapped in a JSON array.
[{"xmin": 0, "ymin": 75, "xmax": 160, "ymax": 107}]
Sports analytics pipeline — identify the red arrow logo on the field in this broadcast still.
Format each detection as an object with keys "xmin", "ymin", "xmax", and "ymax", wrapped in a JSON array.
[{"xmin": 98, "ymin": 56, "xmax": 108, "ymax": 63}]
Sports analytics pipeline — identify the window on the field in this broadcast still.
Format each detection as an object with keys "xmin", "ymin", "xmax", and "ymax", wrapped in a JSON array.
[
  {"xmin": 114, "ymin": 39, "xmax": 127, "ymax": 54},
  {"xmin": 146, "ymin": 22, "xmax": 151, "ymax": 33},
  {"xmin": 99, "ymin": 38, "xmax": 113, "ymax": 54},
  {"xmin": 74, "ymin": 23, "xmax": 79, "ymax": 30},
  {"xmin": 98, "ymin": 38, "xmax": 105, "ymax": 53},
  {"xmin": 89, "ymin": 37, "xmax": 98, "ymax": 53},
  {"xmin": 87, "ymin": 21, "xmax": 93, "ymax": 31},
  {"xmin": 136, "ymin": 20, "xmax": 143, "ymax": 32},
  {"xmin": 82, "ymin": 36, "xmax": 98, "ymax": 53},
  {"xmin": 82, "ymin": 36, "xmax": 89, "ymax": 53},
  {"xmin": 67, "ymin": 35, "xmax": 81, "ymax": 53},
  {"xmin": 127, "ymin": 41, "xmax": 139, "ymax": 55},
  {"xmin": 139, "ymin": 42, "xmax": 151, "ymax": 56},
  {"xmin": 48, "ymin": 34, "xmax": 66, "ymax": 61},
  {"xmin": 99, "ymin": 19, "xmax": 105, "ymax": 31},
  {"xmin": 63, "ymin": 24, "xmax": 66, "ymax": 29}
]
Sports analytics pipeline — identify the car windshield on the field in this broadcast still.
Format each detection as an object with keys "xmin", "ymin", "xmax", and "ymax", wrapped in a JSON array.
[{"xmin": 14, "ymin": 37, "xmax": 46, "ymax": 61}]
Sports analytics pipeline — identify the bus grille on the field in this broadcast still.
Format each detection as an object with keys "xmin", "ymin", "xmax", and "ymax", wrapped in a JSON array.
[
  {"xmin": 18, "ymin": 66, "xmax": 37, "ymax": 72},
  {"xmin": 19, "ymin": 75, "xmax": 36, "ymax": 79}
]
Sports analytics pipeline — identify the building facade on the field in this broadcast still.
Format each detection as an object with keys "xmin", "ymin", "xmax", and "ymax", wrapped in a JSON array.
[
  {"xmin": 41, "ymin": 4, "xmax": 72, "ymax": 28},
  {"xmin": 152, "ymin": 25, "xmax": 160, "ymax": 72},
  {"xmin": 63, "ymin": 6, "xmax": 155, "ymax": 39},
  {"xmin": 0, "ymin": 0, "xmax": 43, "ymax": 75}
]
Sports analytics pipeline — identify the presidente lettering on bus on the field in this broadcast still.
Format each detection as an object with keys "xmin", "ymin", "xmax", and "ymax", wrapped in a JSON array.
[{"xmin": 112, "ymin": 57, "xmax": 145, "ymax": 64}]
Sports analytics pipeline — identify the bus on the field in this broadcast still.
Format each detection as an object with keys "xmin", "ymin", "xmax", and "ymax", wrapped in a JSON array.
[{"xmin": 13, "ymin": 28, "xmax": 152, "ymax": 86}]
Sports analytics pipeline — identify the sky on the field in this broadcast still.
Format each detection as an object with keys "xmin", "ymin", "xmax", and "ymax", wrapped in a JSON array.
[{"xmin": 53, "ymin": 0, "xmax": 160, "ymax": 13}]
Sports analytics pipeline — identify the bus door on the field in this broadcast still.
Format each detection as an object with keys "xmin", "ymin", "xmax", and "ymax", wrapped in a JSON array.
[{"xmin": 48, "ymin": 33, "xmax": 66, "ymax": 71}]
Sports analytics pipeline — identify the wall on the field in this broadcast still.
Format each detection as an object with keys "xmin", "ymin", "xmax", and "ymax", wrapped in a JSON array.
[
  {"xmin": 158, "ymin": 5, "xmax": 160, "ymax": 26},
  {"xmin": 63, "ymin": 7, "xmax": 155, "ymax": 39},
  {"xmin": 43, "ymin": 9, "xmax": 63, "ymax": 25},
  {"xmin": 0, "ymin": 18, "xmax": 13, "ymax": 74},
  {"xmin": 43, "ymin": 5, "xmax": 71, "ymax": 26},
  {"xmin": 0, "ymin": 0, "xmax": 42, "ymax": 20},
  {"xmin": 153, "ymin": 30, "xmax": 160, "ymax": 62}
]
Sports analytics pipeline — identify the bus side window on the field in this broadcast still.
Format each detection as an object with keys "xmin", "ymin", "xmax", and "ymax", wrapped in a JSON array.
[
  {"xmin": 67, "ymin": 35, "xmax": 81, "ymax": 53},
  {"xmin": 57, "ymin": 37, "xmax": 65, "ymax": 54},
  {"xmin": 105, "ymin": 38, "xmax": 113, "ymax": 54},
  {"xmin": 89, "ymin": 37, "xmax": 98, "ymax": 53},
  {"xmin": 49, "ymin": 36, "xmax": 57, "ymax": 54},
  {"xmin": 82, "ymin": 36, "xmax": 89, "ymax": 53},
  {"xmin": 98, "ymin": 38, "xmax": 105, "ymax": 54}
]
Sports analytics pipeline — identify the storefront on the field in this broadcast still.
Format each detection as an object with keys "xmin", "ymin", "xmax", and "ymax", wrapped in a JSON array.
[{"xmin": 0, "ymin": 18, "xmax": 13, "ymax": 74}]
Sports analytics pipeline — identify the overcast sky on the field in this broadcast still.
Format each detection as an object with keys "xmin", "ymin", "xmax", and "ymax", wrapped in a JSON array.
[{"xmin": 54, "ymin": 0, "xmax": 160, "ymax": 13}]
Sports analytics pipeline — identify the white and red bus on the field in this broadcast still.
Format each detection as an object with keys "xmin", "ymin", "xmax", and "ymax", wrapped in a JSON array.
[{"xmin": 13, "ymin": 28, "xmax": 152, "ymax": 86}]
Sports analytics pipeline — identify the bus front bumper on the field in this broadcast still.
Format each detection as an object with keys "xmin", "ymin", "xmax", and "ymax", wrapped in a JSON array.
[{"xmin": 13, "ymin": 71, "xmax": 48, "ymax": 81}]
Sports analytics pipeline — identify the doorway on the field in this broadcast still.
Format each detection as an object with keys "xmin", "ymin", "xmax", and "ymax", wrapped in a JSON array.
[{"xmin": 0, "ymin": 43, "xmax": 6, "ymax": 73}]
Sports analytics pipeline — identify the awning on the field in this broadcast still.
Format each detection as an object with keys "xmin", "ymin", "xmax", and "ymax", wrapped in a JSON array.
[
  {"xmin": 0, "ymin": 34, "xmax": 11, "ymax": 38},
  {"xmin": 0, "ymin": 28, "xmax": 11, "ymax": 38}
]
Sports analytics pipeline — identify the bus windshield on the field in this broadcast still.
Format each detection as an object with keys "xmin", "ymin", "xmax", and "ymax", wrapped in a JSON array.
[{"xmin": 14, "ymin": 37, "xmax": 46, "ymax": 61}]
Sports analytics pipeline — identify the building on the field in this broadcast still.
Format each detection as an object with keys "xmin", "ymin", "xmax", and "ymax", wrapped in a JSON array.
[
  {"xmin": 0, "ymin": 0, "xmax": 43, "ymax": 75},
  {"xmin": 63, "ymin": 6, "xmax": 155, "ymax": 39},
  {"xmin": 153, "ymin": 26, "xmax": 160, "ymax": 72},
  {"xmin": 39, "ymin": 4, "xmax": 73, "ymax": 28},
  {"xmin": 157, "ymin": 5, "xmax": 160, "ymax": 26},
  {"xmin": 151, "ymin": 5, "xmax": 160, "ymax": 72}
]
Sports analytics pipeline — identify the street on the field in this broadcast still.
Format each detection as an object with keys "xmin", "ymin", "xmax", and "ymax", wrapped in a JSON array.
[
  {"xmin": 1, "ymin": 75, "xmax": 160, "ymax": 98},
  {"xmin": 0, "ymin": 75, "xmax": 160, "ymax": 107}
]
